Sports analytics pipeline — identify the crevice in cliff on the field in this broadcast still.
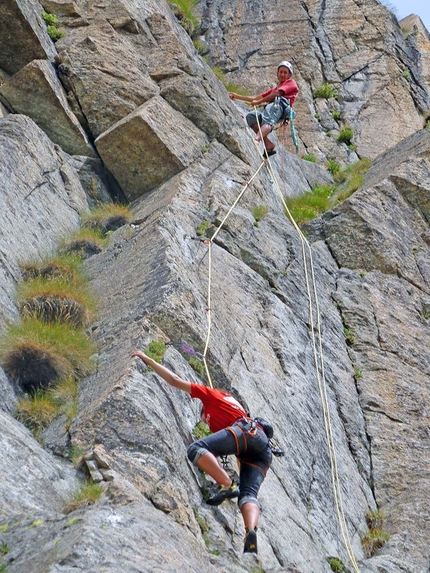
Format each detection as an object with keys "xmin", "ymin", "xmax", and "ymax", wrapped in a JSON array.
[{"xmin": 299, "ymin": 1, "xmax": 328, "ymax": 75}]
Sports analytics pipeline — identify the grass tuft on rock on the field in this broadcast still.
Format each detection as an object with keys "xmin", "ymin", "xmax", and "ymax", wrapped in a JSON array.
[
  {"xmin": 314, "ymin": 84, "xmax": 338, "ymax": 99},
  {"xmin": 15, "ymin": 377, "xmax": 79, "ymax": 438},
  {"xmin": 81, "ymin": 203, "xmax": 131, "ymax": 235},
  {"xmin": 211, "ymin": 66, "xmax": 248, "ymax": 94},
  {"xmin": 20, "ymin": 254, "xmax": 85, "ymax": 283},
  {"xmin": 17, "ymin": 276, "xmax": 95, "ymax": 327},
  {"xmin": 327, "ymin": 557, "xmax": 347, "ymax": 572},
  {"xmin": 189, "ymin": 357, "xmax": 205, "ymax": 376},
  {"xmin": 361, "ymin": 528, "xmax": 390, "ymax": 557},
  {"xmin": 285, "ymin": 184, "xmax": 334, "ymax": 225},
  {"xmin": 60, "ymin": 228, "xmax": 107, "ymax": 259},
  {"xmin": 15, "ymin": 390, "xmax": 59, "ymax": 437},
  {"xmin": 252, "ymin": 205, "xmax": 269, "ymax": 227},
  {"xmin": 0, "ymin": 318, "xmax": 95, "ymax": 392},
  {"xmin": 192, "ymin": 421, "xmax": 212, "ymax": 439},
  {"xmin": 337, "ymin": 127, "xmax": 353, "ymax": 145},
  {"xmin": 145, "ymin": 340, "xmax": 167, "ymax": 364},
  {"xmin": 64, "ymin": 481, "xmax": 103, "ymax": 514},
  {"xmin": 285, "ymin": 159, "xmax": 372, "ymax": 225},
  {"xmin": 168, "ymin": 0, "xmax": 199, "ymax": 36}
]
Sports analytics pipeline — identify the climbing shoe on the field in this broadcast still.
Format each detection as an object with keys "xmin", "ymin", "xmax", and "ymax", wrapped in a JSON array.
[
  {"xmin": 263, "ymin": 149, "xmax": 276, "ymax": 159},
  {"xmin": 206, "ymin": 481, "xmax": 239, "ymax": 506},
  {"xmin": 243, "ymin": 528, "xmax": 258, "ymax": 554}
]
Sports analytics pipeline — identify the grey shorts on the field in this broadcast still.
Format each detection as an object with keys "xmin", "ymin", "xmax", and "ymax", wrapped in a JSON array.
[{"xmin": 246, "ymin": 102, "xmax": 284, "ymax": 129}]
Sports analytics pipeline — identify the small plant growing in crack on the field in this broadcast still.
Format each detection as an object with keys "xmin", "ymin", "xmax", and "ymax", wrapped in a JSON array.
[{"xmin": 343, "ymin": 327, "xmax": 355, "ymax": 345}]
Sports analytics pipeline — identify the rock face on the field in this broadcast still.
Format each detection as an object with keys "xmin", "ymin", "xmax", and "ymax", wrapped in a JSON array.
[
  {"xmin": 0, "ymin": 0, "xmax": 57, "ymax": 75},
  {"xmin": 196, "ymin": 0, "xmax": 430, "ymax": 160},
  {"xmin": 0, "ymin": 60, "xmax": 95, "ymax": 156},
  {"xmin": 0, "ymin": 0, "xmax": 429, "ymax": 572},
  {"xmin": 95, "ymin": 95, "xmax": 209, "ymax": 199},
  {"xmin": 0, "ymin": 115, "xmax": 89, "ymax": 334}
]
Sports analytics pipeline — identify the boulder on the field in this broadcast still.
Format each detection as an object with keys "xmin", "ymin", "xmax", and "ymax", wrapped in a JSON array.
[
  {"xmin": 0, "ymin": 60, "xmax": 95, "ymax": 156},
  {"xmin": 55, "ymin": 19, "xmax": 160, "ymax": 139},
  {"xmin": 0, "ymin": 0, "xmax": 57, "ymax": 76},
  {"xmin": 95, "ymin": 96, "xmax": 208, "ymax": 200}
]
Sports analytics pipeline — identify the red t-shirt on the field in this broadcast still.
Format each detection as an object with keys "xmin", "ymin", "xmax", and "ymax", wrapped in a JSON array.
[
  {"xmin": 261, "ymin": 78, "xmax": 299, "ymax": 106},
  {"xmin": 190, "ymin": 383, "xmax": 247, "ymax": 433}
]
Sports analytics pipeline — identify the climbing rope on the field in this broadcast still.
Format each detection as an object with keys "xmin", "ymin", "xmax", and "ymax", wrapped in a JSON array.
[
  {"xmin": 253, "ymin": 108, "xmax": 361, "ymax": 573},
  {"xmin": 190, "ymin": 100, "xmax": 361, "ymax": 571},
  {"xmin": 200, "ymin": 162, "xmax": 266, "ymax": 388}
]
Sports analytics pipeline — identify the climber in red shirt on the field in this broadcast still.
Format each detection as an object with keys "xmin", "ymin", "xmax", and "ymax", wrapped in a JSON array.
[
  {"xmin": 132, "ymin": 350, "xmax": 273, "ymax": 555},
  {"xmin": 229, "ymin": 60, "xmax": 299, "ymax": 157}
]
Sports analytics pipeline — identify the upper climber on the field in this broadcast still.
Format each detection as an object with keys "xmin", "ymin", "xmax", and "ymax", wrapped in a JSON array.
[{"xmin": 229, "ymin": 60, "xmax": 299, "ymax": 157}]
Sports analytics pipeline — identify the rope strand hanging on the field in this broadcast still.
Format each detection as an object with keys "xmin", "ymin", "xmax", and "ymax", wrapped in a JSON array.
[
  {"xmin": 253, "ymin": 106, "xmax": 361, "ymax": 573},
  {"xmin": 194, "ymin": 99, "xmax": 361, "ymax": 572}
]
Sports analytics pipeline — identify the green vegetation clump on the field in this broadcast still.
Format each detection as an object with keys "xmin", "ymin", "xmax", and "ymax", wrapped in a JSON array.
[
  {"xmin": 193, "ymin": 421, "xmax": 212, "ymax": 439},
  {"xmin": 47, "ymin": 25, "xmax": 65, "ymax": 40},
  {"xmin": 402, "ymin": 70, "xmax": 410, "ymax": 80},
  {"xmin": 64, "ymin": 481, "xmax": 103, "ymax": 514},
  {"xmin": 314, "ymin": 84, "xmax": 338, "ymax": 99},
  {"xmin": 302, "ymin": 154, "xmax": 317, "ymax": 163},
  {"xmin": 252, "ymin": 205, "xmax": 269, "ymax": 227},
  {"xmin": 42, "ymin": 11, "xmax": 58, "ymax": 25},
  {"xmin": 196, "ymin": 220, "xmax": 211, "ymax": 237},
  {"xmin": 20, "ymin": 254, "xmax": 84, "ymax": 283},
  {"xmin": 82, "ymin": 203, "xmax": 131, "ymax": 235},
  {"xmin": 332, "ymin": 111, "xmax": 341, "ymax": 120},
  {"xmin": 343, "ymin": 327, "xmax": 355, "ymax": 345},
  {"xmin": 167, "ymin": 0, "xmax": 199, "ymax": 35},
  {"xmin": 327, "ymin": 557, "xmax": 347, "ymax": 572},
  {"xmin": 193, "ymin": 38, "xmax": 207, "ymax": 55},
  {"xmin": 211, "ymin": 66, "xmax": 248, "ymax": 94},
  {"xmin": 17, "ymin": 276, "xmax": 95, "ymax": 327},
  {"xmin": 145, "ymin": 340, "xmax": 166, "ymax": 364},
  {"xmin": 189, "ymin": 357, "xmax": 205, "ymax": 376},
  {"xmin": 15, "ymin": 390, "xmax": 59, "ymax": 437},
  {"xmin": 0, "ymin": 318, "xmax": 95, "ymax": 393},
  {"xmin": 15, "ymin": 377, "xmax": 79, "ymax": 438},
  {"xmin": 284, "ymin": 158, "xmax": 371, "ymax": 225},
  {"xmin": 337, "ymin": 128, "xmax": 354, "ymax": 145},
  {"xmin": 61, "ymin": 227, "xmax": 108, "ymax": 259},
  {"xmin": 285, "ymin": 184, "xmax": 334, "ymax": 225},
  {"xmin": 42, "ymin": 11, "xmax": 65, "ymax": 41},
  {"xmin": 361, "ymin": 510, "xmax": 390, "ymax": 557},
  {"xmin": 328, "ymin": 159, "xmax": 340, "ymax": 174},
  {"xmin": 330, "ymin": 158, "xmax": 371, "ymax": 204}
]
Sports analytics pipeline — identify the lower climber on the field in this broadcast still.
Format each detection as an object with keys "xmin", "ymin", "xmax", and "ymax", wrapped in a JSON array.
[
  {"xmin": 132, "ymin": 350, "xmax": 273, "ymax": 555},
  {"xmin": 229, "ymin": 60, "xmax": 299, "ymax": 157}
]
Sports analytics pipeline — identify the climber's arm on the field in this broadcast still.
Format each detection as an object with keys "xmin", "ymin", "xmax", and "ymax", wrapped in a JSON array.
[{"xmin": 132, "ymin": 350, "xmax": 191, "ymax": 393}]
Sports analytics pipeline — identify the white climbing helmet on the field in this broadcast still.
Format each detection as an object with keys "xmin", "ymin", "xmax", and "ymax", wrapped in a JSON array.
[{"xmin": 278, "ymin": 61, "xmax": 293, "ymax": 74}]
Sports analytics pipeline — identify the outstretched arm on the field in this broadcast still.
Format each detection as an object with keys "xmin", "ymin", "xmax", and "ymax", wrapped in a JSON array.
[
  {"xmin": 132, "ymin": 350, "xmax": 191, "ymax": 394},
  {"xmin": 229, "ymin": 92, "xmax": 259, "ymax": 103}
]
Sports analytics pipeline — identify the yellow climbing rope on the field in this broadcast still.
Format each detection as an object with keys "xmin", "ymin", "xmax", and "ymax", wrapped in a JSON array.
[
  {"xmin": 254, "ymin": 109, "xmax": 361, "ymax": 573},
  {"xmin": 201, "ymin": 161, "xmax": 266, "ymax": 388},
  {"xmin": 196, "ymin": 102, "xmax": 362, "ymax": 572}
]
